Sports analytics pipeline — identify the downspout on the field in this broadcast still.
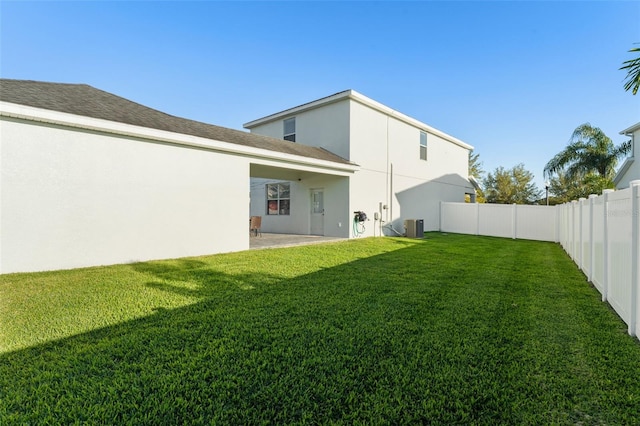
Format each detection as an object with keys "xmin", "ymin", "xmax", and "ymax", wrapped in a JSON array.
[
  {"xmin": 383, "ymin": 113, "xmax": 403, "ymax": 236},
  {"xmin": 385, "ymin": 115, "xmax": 390, "ymax": 224},
  {"xmin": 390, "ymin": 162, "xmax": 393, "ymax": 222},
  {"xmin": 385, "ymin": 163, "xmax": 403, "ymax": 236}
]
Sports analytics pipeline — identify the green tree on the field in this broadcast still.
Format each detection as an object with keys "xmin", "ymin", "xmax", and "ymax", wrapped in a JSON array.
[
  {"xmin": 484, "ymin": 164, "xmax": 542, "ymax": 204},
  {"xmin": 469, "ymin": 150, "xmax": 484, "ymax": 179},
  {"xmin": 468, "ymin": 150, "xmax": 485, "ymax": 202},
  {"xmin": 544, "ymin": 123, "xmax": 631, "ymax": 182},
  {"xmin": 547, "ymin": 171, "xmax": 611, "ymax": 204},
  {"xmin": 621, "ymin": 44, "xmax": 640, "ymax": 95}
]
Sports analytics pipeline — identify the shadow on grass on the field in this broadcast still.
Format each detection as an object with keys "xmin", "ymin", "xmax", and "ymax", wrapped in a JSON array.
[
  {"xmin": 133, "ymin": 258, "xmax": 273, "ymax": 296},
  {"xmin": 2, "ymin": 235, "xmax": 640, "ymax": 424}
]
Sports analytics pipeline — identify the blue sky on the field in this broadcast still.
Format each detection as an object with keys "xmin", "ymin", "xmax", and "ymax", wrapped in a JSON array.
[{"xmin": 2, "ymin": 1, "xmax": 639, "ymax": 189}]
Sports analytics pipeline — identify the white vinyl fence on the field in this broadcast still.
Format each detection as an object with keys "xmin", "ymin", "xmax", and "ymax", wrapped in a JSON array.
[
  {"xmin": 440, "ymin": 202, "xmax": 558, "ymax": 242},
  {"xmin": 440, "ymin": 180, "xmax": 640, "ymax": 340}
]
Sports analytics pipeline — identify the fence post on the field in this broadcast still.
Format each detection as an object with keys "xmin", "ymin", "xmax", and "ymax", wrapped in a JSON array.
[
  {"xmin": 512, "ymin": 203, "xmax": 517, "ymax": 239},
  {"xmin": 476, "ymin": 202, "xmax": 480, "ymax": 235},
  {"xmin": 580, "ymin": 197, "xmax": 587, "ymax": 276},
  {"xmin": 602, "ymin": 189, "xmax": 614, "ymax": 303},
  {"xmin": 570, "ymin": 200, "xmax": 577, "ymax": 261},
  {"xmin": 588, "ymin": 194, "xmax": 597, "ymax": 283},
  {"xmin": 439, "ymin": 201, "xmax": 443, "ymax": 232},
  {"xmin": 629, "ymin": 180, "xmax": 640, "ymax": 337},
  {"xmin": 555, "ymin": 204, "xmax": 560, "ymax": 243}
]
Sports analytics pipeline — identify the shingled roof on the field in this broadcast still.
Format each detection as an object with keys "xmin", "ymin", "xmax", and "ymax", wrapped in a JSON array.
[{"xmin": 0, "ymin": 79, "xmax": 352, "ymax": 165}]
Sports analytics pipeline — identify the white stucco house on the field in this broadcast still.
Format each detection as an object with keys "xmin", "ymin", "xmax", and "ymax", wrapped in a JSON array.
[
  {"xmin": 614, "ymin": 122, "xmax": 640, "ymax": 189},
  {"xmin": 0, "ymin": 79, "xmax": 473, "ymax": 274},
  {"xmin": 245, "ymin": 90, "xmax": 475, "ymax": 238},
  {"xmin": 0, "ymin": 79, "xmax": 358, "ymax": 274}
]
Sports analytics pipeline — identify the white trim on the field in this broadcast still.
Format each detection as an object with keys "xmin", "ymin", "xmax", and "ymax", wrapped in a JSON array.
[
  {"xmin": 243, "ymin": 90, "xmax": 474, "ymax": 151},
  {"xmin": 0, "ymin": 101, "xmax": 359, "ymax": 176},
  {"xmin": 620, "ymin": 122, "xmax": 640, "ymax": 135}
]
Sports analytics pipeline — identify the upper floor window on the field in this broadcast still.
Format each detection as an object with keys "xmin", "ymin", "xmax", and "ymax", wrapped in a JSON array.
[
  {"xmin": 266, "ymin": 183, "xmax": 290, "ymax": 215},
  {"xmin": 283, "ymin": 117, "xmax": 296, "ymax": 142},
  {"xmin": 420, "ymin": 131, "xmax": 428, "ymax": 161}
]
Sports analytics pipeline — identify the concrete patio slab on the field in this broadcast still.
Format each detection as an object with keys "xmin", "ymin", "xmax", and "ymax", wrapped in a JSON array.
[{"xmin": 249, "ymin": 233, "xmax": 347, "ymax": 250}]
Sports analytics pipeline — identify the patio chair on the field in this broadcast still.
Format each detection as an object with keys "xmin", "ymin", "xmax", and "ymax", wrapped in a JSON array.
[{"xmin": 250, "ymin": 216, "xmax": 262, "ymax": 237}]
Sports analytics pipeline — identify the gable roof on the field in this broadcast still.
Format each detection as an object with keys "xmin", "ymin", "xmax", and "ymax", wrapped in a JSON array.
[{"xmin": 0, "ymin": 79, "xmax": 353, "ymax": 165}]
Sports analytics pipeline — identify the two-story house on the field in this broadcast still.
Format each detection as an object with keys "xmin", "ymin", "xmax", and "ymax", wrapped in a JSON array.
[
  {"xmin": 245, "ymin": 90, "xmax": 475, "ymax": 238},
  {"xmin": 0, "ymin": 79, "xmax": 357, "ymax": 273},
  {"xmin": 1, "ymin": 80, "xmax": 472, "ymax": 273}
]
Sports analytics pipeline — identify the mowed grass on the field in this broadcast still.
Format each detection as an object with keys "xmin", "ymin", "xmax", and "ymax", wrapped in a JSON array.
[{"xmin": 1, "ymin": 233, "xmax": 640, "ymax": 424}]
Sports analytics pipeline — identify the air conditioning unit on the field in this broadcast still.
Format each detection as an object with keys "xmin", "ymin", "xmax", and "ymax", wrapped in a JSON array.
[{"xmin": 404, "ymin": 219, "xmax": 424, "ymax": 238}]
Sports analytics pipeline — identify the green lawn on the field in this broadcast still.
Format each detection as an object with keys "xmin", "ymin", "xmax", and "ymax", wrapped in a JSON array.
[{"xmin": 1, "ymin": 233, "xmax": 640, "ymax": 424}]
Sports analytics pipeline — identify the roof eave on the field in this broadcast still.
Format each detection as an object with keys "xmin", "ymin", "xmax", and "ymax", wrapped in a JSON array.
[
  {"xmin": 620, "ymin": 122, "xmax": 640, "ymax": 135},
  {"xmin": 243, "ymin": 90, "xmax": 353, "ymax": 129},
  {"xmin": 0, "ymin": 101, "xmax": 360, "ymax": 175},
  {"xmin": 244, "ymin": 90, "xmax": 473, "ymax": 151},
  {"xmin": 613, "ymin": 156, "xmax": 635, "ymax": 185}
]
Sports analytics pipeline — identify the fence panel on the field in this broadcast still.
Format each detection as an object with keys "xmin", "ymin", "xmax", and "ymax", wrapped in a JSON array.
[
  {"xmin": 558, "ymin": 203, "xmax": 570, "ymax": 252},
  {"xmin": 591, "ymin": 196, "xmax": 606, "ymax": 295},
  {"xmin": 440, "ymin": 202, "xmax": 477, "ymax": 235},
  {"xmin": 572, "ymin": 201, "xmax": 581, "ymax": 263},
  {"xmin": 515, "ymin": 205, "xmax": 557, "ymax": 241},
  {"xmin": 581, "ymin": 198, "xmax": 592, "ymax": 277},
  {"xmin": 440, "ymin": 202, "xmax": 557, "ymax": 241},
  {"xmin": 605, "ymin": 189, "xmax": 632, "ymax": 326},
  {"xmin": 478, "ymin": 204, "xmax": 514, "ymax": 238}
]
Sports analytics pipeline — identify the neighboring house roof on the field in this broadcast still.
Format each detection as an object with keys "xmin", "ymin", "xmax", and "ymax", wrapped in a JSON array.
[
  {"xmin": 243, "ymin": 89, "xmax": 473, "ymax": 151},
  {"xmin": 614, "ymin": 157, "xmax": 635, "ymax": 186},
  {"xmin": 620, "ymin": 122, "xmax": 640, "ymax": 135},
  {"xmin": 0, "ymin": 79, "xmax": 353, "ymax": 165}
]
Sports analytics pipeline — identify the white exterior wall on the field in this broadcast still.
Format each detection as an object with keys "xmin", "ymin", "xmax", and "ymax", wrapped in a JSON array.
[
  {"xmin": 297, "ymin": 100, "xmax": 350, "ymax": 160},
  {"xmin": 249, "ymin": 100, "xmax": 351, "ymax": 160},
  {"xmin": 348, "ymin": 100, "xmax": 473, "ymax": 233},
  {"xmin": 247, "ymin": 92, "xmax": 473, "ymax": 238},
  {"xmin": 1, "ymin": 117, "xmax": 248, "ymax": 273}
]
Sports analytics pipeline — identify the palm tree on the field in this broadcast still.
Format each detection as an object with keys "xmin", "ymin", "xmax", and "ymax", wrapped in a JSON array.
[
  {"xmin": 621, "ymin": 45, "xmax": 640, "ymax": 95},
  {"xmin": 544, "ymin": 123, "xmax": 631, "ymax": 183}
]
